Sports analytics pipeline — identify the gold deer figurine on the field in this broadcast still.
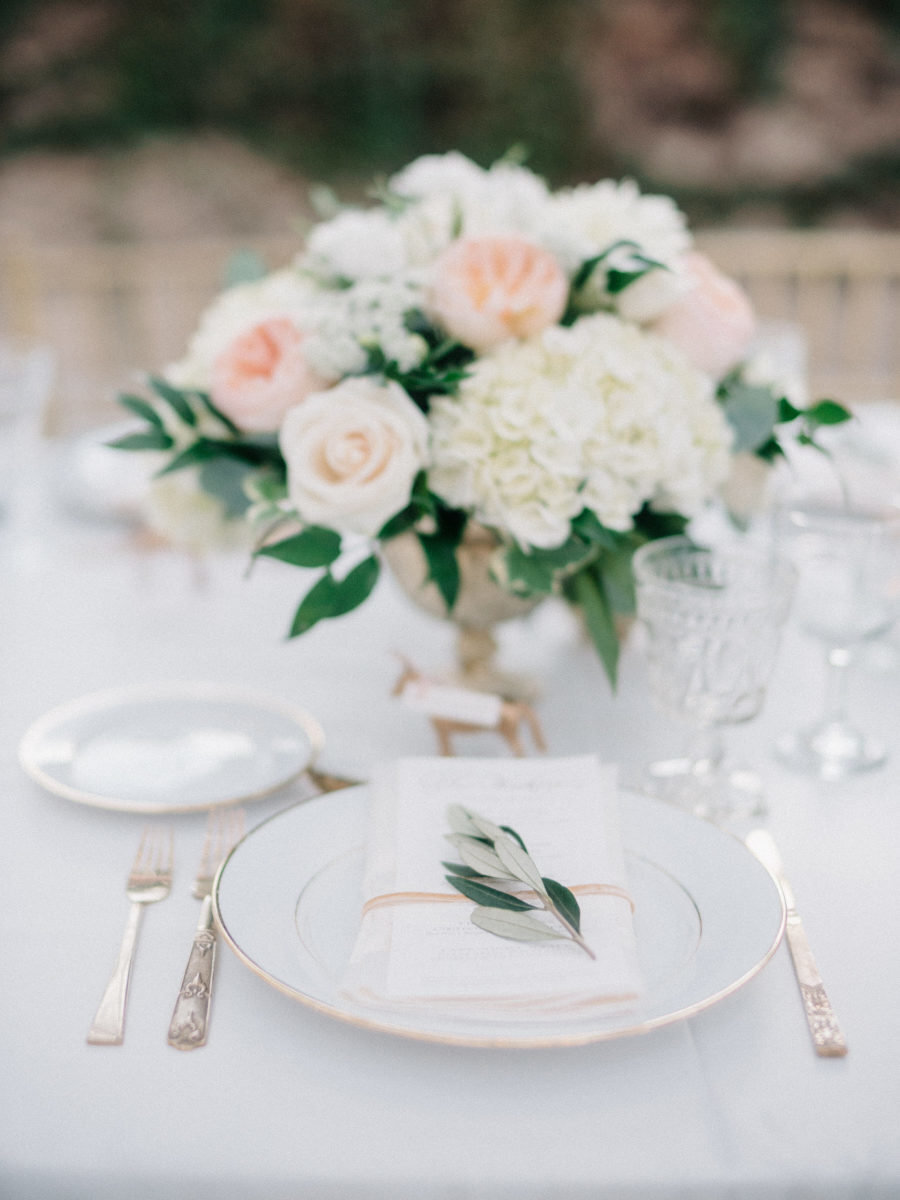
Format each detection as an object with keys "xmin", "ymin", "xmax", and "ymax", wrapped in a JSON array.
[{"xmin": 392, "ymin": 658, "xmax": 546, "ymax": 757}]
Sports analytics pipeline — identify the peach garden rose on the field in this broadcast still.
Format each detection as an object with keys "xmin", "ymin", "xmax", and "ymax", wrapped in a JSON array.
[
  {"xmin": 426, "ymin": 235, "xmax": 569, "ymax": 352},
  {"xmin": 211, "ymin": 317, "xmax": 329, "ymax": 433},
  {"xmin": 649, "ymin": 252, "xmax": 757, "ymax": 379}
]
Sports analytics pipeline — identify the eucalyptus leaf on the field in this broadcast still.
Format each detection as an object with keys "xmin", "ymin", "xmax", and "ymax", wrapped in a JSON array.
[
  {"xmin": 445, "ymin": 876, "xmax": 537, "ymax": 912},
  {"xmin": 470, "ymin": 907, "xmax": 565, "ymax": 943}
]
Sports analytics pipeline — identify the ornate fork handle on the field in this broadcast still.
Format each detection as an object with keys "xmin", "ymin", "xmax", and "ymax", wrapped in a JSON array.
[
  {"xmin": 87, "ymin": 902, "xmax": 144, "ymax": 1045},
  {"xmin": 167, "ymin": 896, "xmax": 217, "ymax": 1050}
]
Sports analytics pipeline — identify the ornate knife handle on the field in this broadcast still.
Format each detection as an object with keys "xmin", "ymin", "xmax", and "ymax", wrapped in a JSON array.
[
  {"xmin": 167, "ymin": 896, "xmax": 217, "ymax": 1051},
  {"xmin": 746, "ymin": 829, "xmax": 848, "ymax": 1058},
  {"xmin": 783, "ymin": 915, "xmax": 848, "ymax": 1057}
]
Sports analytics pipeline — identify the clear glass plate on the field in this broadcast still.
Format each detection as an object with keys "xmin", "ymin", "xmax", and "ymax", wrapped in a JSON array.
[
  {"xmin": 19, "ymin": 682, "xmax": 324, "ymax": 813},
  {"xmin": 213, "ymin": 786, "xmax": 785, "ymax": 1048}
]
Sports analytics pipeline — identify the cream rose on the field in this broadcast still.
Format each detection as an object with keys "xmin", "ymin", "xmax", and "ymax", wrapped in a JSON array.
[
  {"xmin": 426, "ymin": 235, "xmax": 568, "ymax": 352},
  {"xmin": 280, "ymin": 377, "xmax": 429, "ymax": 537},
  {"xmin": 210, "ymin": 318, "xmax": 330, "ymax": 433},
  {"xmin": 650, "ymin": 251, "xmax": 756, "ymax": 378}
]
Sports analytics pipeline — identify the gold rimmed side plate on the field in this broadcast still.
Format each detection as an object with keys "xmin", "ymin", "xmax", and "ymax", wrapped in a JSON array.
[
  {"xmin": 212, "ymin": 786, "xmax": 785, "ymax": 1049},
  {"xmin": 19, "ymin": 681, "xmax": 325, "ymax": 814}
]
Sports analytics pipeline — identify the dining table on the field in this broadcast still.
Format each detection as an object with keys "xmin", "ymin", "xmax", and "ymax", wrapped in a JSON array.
[{"xmin": 2, "ymin": 444, "xmax": 899, "ymax": 1200}]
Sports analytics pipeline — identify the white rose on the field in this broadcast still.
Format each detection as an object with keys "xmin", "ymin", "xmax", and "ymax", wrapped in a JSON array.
[{"xmin": 280, "ymin": 377, "xmax": 429, "ymax": 537}]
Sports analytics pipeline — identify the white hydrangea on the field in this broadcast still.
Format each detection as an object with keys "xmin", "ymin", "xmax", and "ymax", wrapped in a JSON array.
[
  {"xmin": 165, "ymin": 269, "xmax": 319, "ymax": 391},
  {"xmin": 302, "ymin": 277, "xmax": 429, "ymax": 379},
  {"xmin": 301, "ymin": 209, "xmax": 411, "ymax": 282},
  {"xmin": 539, "ymin": 179, "xmax": 693, "ymax": 321},
  {"xmin": 428, "ymin": 313, "xmax": 733, "ymax": 550}
]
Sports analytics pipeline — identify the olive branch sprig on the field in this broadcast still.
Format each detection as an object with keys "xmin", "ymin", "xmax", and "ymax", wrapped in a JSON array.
[{"xmin": 442, "ymin": 804, "xmax": 595, "ymax": 959}]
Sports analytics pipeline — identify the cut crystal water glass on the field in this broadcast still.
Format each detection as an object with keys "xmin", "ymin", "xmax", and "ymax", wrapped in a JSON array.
[{"xmin": 633, "ymin": 536, "xmax": 795, "ymax": 824}]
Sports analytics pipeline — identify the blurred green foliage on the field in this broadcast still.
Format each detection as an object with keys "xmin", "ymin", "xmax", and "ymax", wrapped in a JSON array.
[{"xmin": 0, "ymin": 0, "xmax": 897, "ymax": 215}]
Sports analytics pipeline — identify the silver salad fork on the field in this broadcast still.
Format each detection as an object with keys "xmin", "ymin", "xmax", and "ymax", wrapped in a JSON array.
[{"xmin": 87, "ymin": 826, "xmax": 174, "ymax": 1045}]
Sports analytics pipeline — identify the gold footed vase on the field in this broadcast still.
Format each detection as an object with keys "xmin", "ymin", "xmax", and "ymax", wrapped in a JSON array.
[{"xmin": 381, "ymin": 524, "xmax": 544, "ymax": 699}]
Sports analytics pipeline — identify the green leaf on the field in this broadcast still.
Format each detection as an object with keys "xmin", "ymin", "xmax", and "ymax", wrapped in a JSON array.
[
  {"xmin": 632, "ymin": 506, "xmax": 689, "ymax": 540},
  {"xmin": 417, "ymin": 530, "xmax": 461, "ymax": 611},
  {"xmin": 223, "ymin": 248, "xmax": 267, "ymax": 287},
  {"xmin": 570, "ymin": 509, "xmax": 622, "ymax": 549},
  {"xmin": 196, "ymin": 391, "xmax": 241, "ymax": 436},
  {"xmin": 493, "ymin": 835, "xmax": 547, "ymax": 895},
  {"xmin": 148, "ymin": 376, "xmax": 197, "ymax": 426},
  {"xmin": 445, "ymin": 876, "xmax": 537, "ymax": 912},
  {"xmin": 288, "ymin": 556, "xmax": 380, "ymax": 637},
  {"xmin": 499, "ymin": 825, "xmax": 528, "ymax": 853},
  {"xmin": 197, "ymin": 457, "xmax": 252, "ymax": 520},
  {"xmin": 720, "ymin": 378, "xmax": 780, "ymax": 453},
  {"xmin": 777, "ymin": 397, "xmax": 802, "ymax": 423},
  {"xmin": 256, "ymin": 527, "xmax": 342, "ymax": 568},
  {"xmin": 156, "ymin": 439, "xmax": 225, "ymax": 475},
  {"xmin": 542, "ymin": 877, "xmax": 582, "ymax": 935},
  {"xmin": 118, "ymin": 393, "xmax": 165, "ymax": 429},
  {"xmin": 107, "ymin": 429, "xmax": 174, "ymax": 452},
  {"xmin": 446, "ymin": 804, "xmax": 482, "ymax": 839},
  {"xmin": 470, "ymin": 907, "xmax": 565, "ymax": 944},
  {"xmin": 440, "ymin": 860, "xmax": 482, "ymax": 879},
  {"xmin": 805, "ymin": 399, "xmax": 853, "ymax": 427},
  {"xmin": 569, "ymin": 567, "xmax": 620, "ymax": 689},
  {"xmin": 447, "ymin": 834, "xmax": 512, "ymax": 880},
  {"xmin": 599, "ymin": 541, "xmax": 638, "ymax": 616}
]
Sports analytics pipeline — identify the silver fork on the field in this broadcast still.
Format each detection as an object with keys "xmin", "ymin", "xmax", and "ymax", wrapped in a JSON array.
[
  {"xmin": 167, "ymin": 806, "xmax": 245, "ymax": 1050},
  {"xmin": 87, "ymin": 826, "xmax": 174, "ymax": 1045}
]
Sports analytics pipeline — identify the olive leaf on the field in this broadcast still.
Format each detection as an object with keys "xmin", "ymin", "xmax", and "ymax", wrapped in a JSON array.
[
  {"xmin": 446, "ymin": 833, "xmax": 512, "ymax": 880},
  {"xmin": 443, "ymin": 806, "xmax": 596, "ymax": 959},
  {"xmin": 470, "ymin": 908, "xmax": 566, "ymax": 944},
  {"xmin": 445, "ymin": 876, "xmax": 537, "ymax": 912}
]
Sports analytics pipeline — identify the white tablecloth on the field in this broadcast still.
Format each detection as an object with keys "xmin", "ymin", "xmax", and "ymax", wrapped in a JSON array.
[{"xmin": 2, "ymin": 497, "xmax": 899, "ymax": 1200}]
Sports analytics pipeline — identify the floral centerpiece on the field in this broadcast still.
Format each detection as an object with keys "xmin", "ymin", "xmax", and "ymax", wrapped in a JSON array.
[{"xmin": 114, "ymin": 151, "xmax": 849, "ymax": 685}]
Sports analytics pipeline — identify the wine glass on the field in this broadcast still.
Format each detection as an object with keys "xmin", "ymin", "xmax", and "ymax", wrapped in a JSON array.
[
  {"xmin": 773, "ymin": 501, "xmax": 900, "ymax": 779},
  {"xmin": 633, "ymin": 536, "xmax": 796, "ymax": 824}
]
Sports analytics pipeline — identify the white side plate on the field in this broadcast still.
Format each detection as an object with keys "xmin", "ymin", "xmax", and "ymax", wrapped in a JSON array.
[{"xmin": 19, "ymin": 682, "xmax": 324, "ymax": 813}]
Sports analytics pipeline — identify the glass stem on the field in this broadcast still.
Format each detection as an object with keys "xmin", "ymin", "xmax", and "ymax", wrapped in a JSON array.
[
  {"xmin": 821, "ymin": 646, "xmax": 852, "ymax": 727},
  {"xmin": 690, "ymin": 725, "xmax": 726, "ymax": 777}
]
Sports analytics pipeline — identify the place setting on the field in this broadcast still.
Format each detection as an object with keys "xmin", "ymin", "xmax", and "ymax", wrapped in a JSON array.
[{"xmin": 16, "ymin": 147, "xmax": 888, "ymax": 1070}]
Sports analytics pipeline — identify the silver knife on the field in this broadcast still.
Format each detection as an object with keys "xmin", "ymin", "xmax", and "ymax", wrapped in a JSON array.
[{"xmin": 746, "ymin": 829, "xmax": 848, "ymax": 1057}]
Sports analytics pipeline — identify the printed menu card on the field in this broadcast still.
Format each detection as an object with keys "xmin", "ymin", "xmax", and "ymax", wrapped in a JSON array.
[{"xmin": 342, "ymin": 755, "xmax": 643, "ymax": 1019}]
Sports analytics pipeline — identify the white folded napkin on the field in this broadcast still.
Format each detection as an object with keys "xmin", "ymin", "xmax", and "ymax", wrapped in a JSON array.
[{"xmin": 341, "ymin": 755, "xmax": 643, "ymax": 1020}]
